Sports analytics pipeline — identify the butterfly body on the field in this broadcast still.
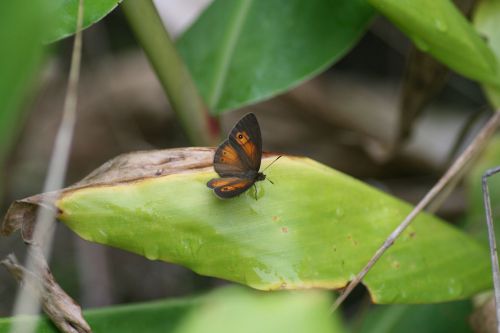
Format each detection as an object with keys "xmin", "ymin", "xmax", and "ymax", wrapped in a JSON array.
[{"xmin": 207, "ymin": 113, "xmax": 265, "ymax": 199}]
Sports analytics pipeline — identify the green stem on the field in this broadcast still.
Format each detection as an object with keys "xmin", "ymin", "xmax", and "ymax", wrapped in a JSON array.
[{"xmin": 122, "ymin": 0, "xmax": 220, "ymax": 146}]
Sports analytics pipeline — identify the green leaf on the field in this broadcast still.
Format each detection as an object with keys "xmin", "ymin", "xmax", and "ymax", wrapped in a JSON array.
[
  {"xmin": 473, "ymin": 0, "xmax": 500, "ymax": 108},
  {"xmin": 0, "ymin": 287, "xmax": 345, "ymax": 333},
  {"xmin": 355, "ymin": 301, "xmax": 473, "ymax": 333},
  {"xmin": 173, "ymin": 287, "xmax": 344, "ymax": 333},
  {"xmin": 3, "ymin": 149, "xmax": 491, "ymax": 304},
  {"xmin": 47, "ymin": 0, "xmax": 121, "ymax": 42},
  {"xmin": 177, "ymin": 0, "xmax": 374, "ymax": 114},
  {"xmin": 369, "ymin": 0, "xmax": 500, "ymax": 87},
  {"xmin": 0, "ymin": 298, "xmax": 193, "ymax": 333},
  {"xmin": 0, "ymin": 0, "xmax": 48, "ymax": 168}
]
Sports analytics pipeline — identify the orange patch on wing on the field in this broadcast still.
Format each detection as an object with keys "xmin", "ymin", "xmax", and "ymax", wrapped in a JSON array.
[
  {"xmin": 220, "ymin": 180, "xmax": 252, "ymax": 192},
  {"xmin": 235, "ymin": 131, "xmax": 257, "ymax": 161},
  {"xmin": 218, "ymin": 144, "xmax": 241, "ymax": 164},
  {"xmin": 235, "ymin": 131, "xmax": 250, "ymax": 144},
  {"xmin": 207, "ymin": 177, "xmax": 239, "ymax": 189}
]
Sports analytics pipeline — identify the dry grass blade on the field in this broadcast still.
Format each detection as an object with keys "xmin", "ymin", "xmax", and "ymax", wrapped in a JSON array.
[
  {"xmin": 482, "ymin": 166, "xmax": 500, "ymax": 333},
  {"xmin": 7, "ymin": 0, "xmax": 87, "ymax": 332}
]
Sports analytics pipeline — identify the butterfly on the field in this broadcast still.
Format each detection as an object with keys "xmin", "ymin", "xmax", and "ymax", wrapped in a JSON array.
[{"xmin": 207, "ymin": 113, "xmax": 280, "ymax": 199}]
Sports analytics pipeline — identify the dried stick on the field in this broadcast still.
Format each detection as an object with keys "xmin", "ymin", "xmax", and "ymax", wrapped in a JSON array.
[
  {"xmin": 2, "ymin": 246, "xmax": 90, "ymax": 333},
  {"xmin": 482, "ymin": 166, "xmax": 500, "ymax": 333},
  {"xmin": 331, "ymin": 111, "xmax": 500, "ymax": 312},
  {"xmin": 8, "ymin": 0, "xmax": 88, "ymax": 332}
]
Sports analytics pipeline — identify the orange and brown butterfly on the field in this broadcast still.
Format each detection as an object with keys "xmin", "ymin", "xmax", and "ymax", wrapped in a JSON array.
[{"xmin": 207, "ymin": 113, "xmax": 278, "ymax": 199}]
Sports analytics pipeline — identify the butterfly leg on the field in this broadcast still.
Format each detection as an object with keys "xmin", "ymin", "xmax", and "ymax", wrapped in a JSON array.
[
  {"xmin": 253, "ymin": 184, "xmax": 258, "ymax": 201},
  {"xmin": 267, "ymin": 177, "xmax": 274, "ymax": 185}
]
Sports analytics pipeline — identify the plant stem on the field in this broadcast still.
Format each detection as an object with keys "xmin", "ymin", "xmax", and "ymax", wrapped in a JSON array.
[
  {"xmin": 331, "ymin": 110, "xmax": 500, "ymax": 312},
  {"xmin": 482, "ymin": 166, "xmax": 500, "ymax": 333},
  {"xmin": 122, "ymin": 0, "xmax": 220, "ymax": 146}
]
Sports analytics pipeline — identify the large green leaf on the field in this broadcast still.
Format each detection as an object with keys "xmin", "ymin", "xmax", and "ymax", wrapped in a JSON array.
[
  {"xmin": 48, "ymin": 0, "xmax": 121, "ymax": 42},
  {"xmin": 0, "ymin": 287, "xmax": 344, "ymax": 333},
  {"xmin": 0, "ymin": 0, "xmax": 48, "ymax": 168},
  {"xmin": 473, "ymin": 0, "xmax": 500, "ymax": 108},
  {"xmin": 177, "ymin": 0, "xmax": 374, "ymax": 113},
  {"xmin": 369, "ymin": 0, "xmax": 500, "ymax": 87},
  {"xmin": 3, "ymin": 149, "xmax": 491, "ymax": 304},
  {"xmin": 355, "ymin": 301, "xmax": 473, "ymax": 333}
]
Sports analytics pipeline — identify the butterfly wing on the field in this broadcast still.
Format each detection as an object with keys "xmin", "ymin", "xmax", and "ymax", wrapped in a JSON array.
[
  {"xmin": 213, "ymin": 113, "xmax": 262, "ymax": 177},
  {"xmin": 228, "ymin": 113, "xmax": 262, "ymax": 172},
  {"xmin": 207, "ymin": 177, "xmax": 254, "ymax": 198},
  {"xmin": 208, "ymin": 113, "xmax": 262, "ymax": 198},
  {"xmin": 213, "ymin": 140, "xmax": 248, "ymax": 177}
]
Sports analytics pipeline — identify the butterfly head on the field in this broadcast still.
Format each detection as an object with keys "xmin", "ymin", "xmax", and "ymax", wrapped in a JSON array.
[{"xmin": 256, "ymin": 172, "xmax": 266, "ymax": 182}]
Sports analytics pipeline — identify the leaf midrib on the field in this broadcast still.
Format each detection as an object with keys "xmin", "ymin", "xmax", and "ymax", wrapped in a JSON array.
[{"xmin": 207, "ymin": 0, "xmax": 252, "ymax": 109}]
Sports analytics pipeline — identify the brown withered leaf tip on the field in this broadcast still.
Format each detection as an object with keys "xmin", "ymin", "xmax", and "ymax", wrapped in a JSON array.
[
  {"xmin": 1, "ymin": 148, "xmax": 217, "ymax": 240},
  {"xmin": 1, "ymin": 245, "xmax": 91, "ymax": 333}
]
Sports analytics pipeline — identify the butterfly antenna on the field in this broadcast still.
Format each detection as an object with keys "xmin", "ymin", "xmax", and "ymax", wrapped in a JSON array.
[{"xmin": 262, "ymin": 155, "xmax": 282, "ymax": 172}]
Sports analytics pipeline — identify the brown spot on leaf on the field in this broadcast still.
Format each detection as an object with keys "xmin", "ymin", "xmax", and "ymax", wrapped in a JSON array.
[
  {"xmin": 272, "ymin": 216, "xmax": 280, "ymax": 222},
  {"xmin": 346, "ymin": 234, "xmax": 357, "ymax": 246},
  {"xmin": 281, "ymin": 227, "xmax": 288, "ymax": 233},
  {"xmin": 409, "ymin": 231, "xmax": 416, "ymax": 238}
]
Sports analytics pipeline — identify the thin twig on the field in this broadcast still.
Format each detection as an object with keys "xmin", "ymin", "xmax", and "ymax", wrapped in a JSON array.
[
  {"xmin": 482, "ymin": 166, "xmax": 500, "ymax": 333},
  {"xmin": 9, "ymin": 1, "xmax": 86, "ymax": 332},
  {"xmin": 427, "ymin": 112, "xmax": 489, "ymax": 214},
  {"xmin": 331, "ymin": 111, "xmax": 500, "ymax": 312}
]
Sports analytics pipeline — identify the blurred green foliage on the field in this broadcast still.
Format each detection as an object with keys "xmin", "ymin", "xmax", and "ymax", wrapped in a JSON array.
[
  {"xmin": 369, "ymin": 0, "xmax": 500, "ymax": 88},
  {"xmin": 0, "ymin": 287, "xmax": 345, "ymax": 333},
  {"xmin": 355, "ymin": 301, "xmax": 473, "ymax": 333},
  {"xmin": 0, "ymin": 0, "xmax": 48, "ymax": 169},
  {"xmin": 473, "ymin": 0, "xmax": 500, "ymax": 108}
]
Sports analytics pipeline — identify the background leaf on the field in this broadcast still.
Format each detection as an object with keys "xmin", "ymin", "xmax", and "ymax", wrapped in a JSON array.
[
  {"xmin": 48, "ymin": 0, "xmax": 121, "ymax": 42},
  {"xmin": 172, "ymin": 287, "xmax": 344, "ymax": 333},
  {"xmin": 369, "ymin": 0, "xmax": 500, "ymax": 87},
  {"xmin": 0, "ymin": 287, "xmax": 345, "ymax": 333},
  {"xmin": 355, "ymin": 301, "xmax": 473, "ymax": 333},
  {"xmin": 473, "ymin": 0, "xmax": 500, "ymax": 108},
  {"xmin": 0, "ymin": 0, "xmax": 48, "ymax": 169},
  {"xmin": 30, "ymin": 149, "xmax": 492, "ymax": 304},
  {"xmin": 177, "ymin": 0, "xmax": 374, "ymax": 113}
]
